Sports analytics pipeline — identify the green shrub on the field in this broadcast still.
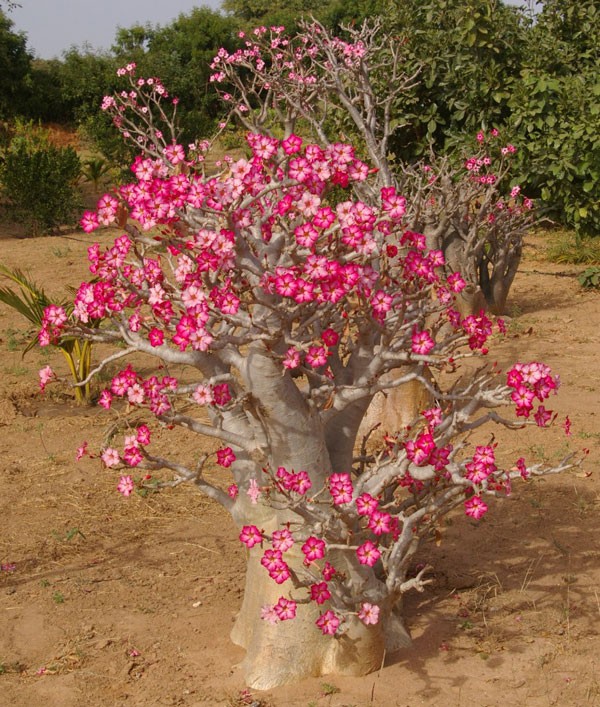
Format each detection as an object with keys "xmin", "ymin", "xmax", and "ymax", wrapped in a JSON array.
[
  {"xmin": 0, "ymin": 140, "xmax": 81, "ymax": 234},
  {"xmin": 578, "ymin": 266, "xmax": 600, "ymax": 289}
]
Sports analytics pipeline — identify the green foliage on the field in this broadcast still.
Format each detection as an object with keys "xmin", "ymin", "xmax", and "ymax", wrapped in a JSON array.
[
  {"xmin": 81, "ymin": 155, "xmax": 111, "ymax": 191},
  {"xmin": 0, "ymin": 135, "xmax": 81, "ymax": 233},
  {"xmin": 377, "ymin": 0, "xmax": 527, "ymax": 161},
  {"xmin": 578, "ymin": 266, "xmax": 600, "ymax": 290},
  {"xmin": 507, "ymin": 0, "xmax": 600, "ymax": 236},
  {"xmin": 0, "ymin": 10, "xmax": 31, "ymax": 119},
  {"xmin": 0, "ymin": 264, "xmax": 95, "ymax": 403},
  {"xmin": 222, "ymin": 0, "xmax": 328, "ymax": 28}
]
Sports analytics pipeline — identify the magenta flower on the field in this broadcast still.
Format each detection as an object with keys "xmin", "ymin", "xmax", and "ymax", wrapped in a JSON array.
[
  {"xmin": 136, "ymin": 425, "xmax": 151, "ymax": 446},
  {"xmin": 309, "ymin": 581, "xmax": 331, "ymax": 605},
  {"xmin": 356, "ymin": 540, "xmax": 381, "ymax": 567},
  {"xmin": 216, "ymin": 446, "xmax": 236, "ymax": 468},
  {"xmin": 534, "ymin": 405, "xmax": 553, "ymax": 428},
  {"xmin": 464, "ymin": 495, "xmax": 488, "ymax": 520},
  {"xmin": 411, "ymin": 329, "xmax": 435, "ymax": 355},
  {"xmin": 316, "ymin": 610, "xmax": 340, "ymax": 636},
  {"xmin": 239, "ymin": 525, "xmax": 262, "ymax": 549},
  {"xmin": 274, "ymin": 597, "xmax": 297, "ymax": 620},
  {"xmin": 272, "ymin": 528, "xmax": 294, "ymax": 553},
  {"xmin": 148, "ymin": 328, "xmax": 164, "ymax": 347},
  {"xmin": 301, "ymin": 536, "xmax": 326, "ymax": 563},
  {"xmin": 355, "ymin": 493, "xmax": 378, "ymax": 516},
  {"xmin": 75, "ymin": 441, "xmax": 88, "ymax": 461}
]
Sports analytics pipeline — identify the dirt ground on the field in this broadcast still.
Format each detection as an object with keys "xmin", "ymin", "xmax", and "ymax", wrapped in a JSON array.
[{"xmin": 0, "ymin": 226, "xmax": 599, "ymax": 707}]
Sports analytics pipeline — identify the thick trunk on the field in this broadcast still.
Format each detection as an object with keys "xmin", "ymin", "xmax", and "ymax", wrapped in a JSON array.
[
  {"xmin": 358, "ymin": 371, "xmax": 434, "ymax": 445},
  {"xmin": 231, "ymin": 546, "xmax": 410, "ymax": 690}
]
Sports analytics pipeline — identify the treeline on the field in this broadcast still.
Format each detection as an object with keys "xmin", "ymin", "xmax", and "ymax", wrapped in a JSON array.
[{"xmin": 1, "ymin": 0, "xmax": 598, "ymax": 234}]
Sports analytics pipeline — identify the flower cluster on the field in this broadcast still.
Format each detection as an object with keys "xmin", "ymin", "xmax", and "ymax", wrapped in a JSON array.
[{"xmin": 507, "ymin": 361, "xmax": 558, "ymax": 423}]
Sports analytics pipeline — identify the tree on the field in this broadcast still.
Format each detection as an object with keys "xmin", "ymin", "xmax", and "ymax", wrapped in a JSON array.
[
  {"xmin": 507, "ymin": 0, "xmax": 600, "ymax": 235},
  {"xmin": 45, "ymin": 63, "xmax": 573, "ymax": 689},
  {"xmin": 0, "ymin": 10, "xmax": 31, "ymax": 119}
]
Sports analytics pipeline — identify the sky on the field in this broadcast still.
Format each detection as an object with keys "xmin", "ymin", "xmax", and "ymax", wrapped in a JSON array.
[
  {"xmin": 9, "ymin": 0, "xmax": 223, "ymax": 59},
  {"xmin": 9, "ymin": 0, "xmax": 533, "ymax": 61}
]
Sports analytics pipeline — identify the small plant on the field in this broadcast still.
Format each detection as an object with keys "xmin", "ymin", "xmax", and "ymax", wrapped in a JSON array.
[
  {"xmin": 578, "ymin": 266, "xmax": 600, "ymax": 289},
  {"xmin": 0, "ymin": 264, "xmax": 95, "ymax": 403},
  {"xmin": 51, "ymin": 246, "xmax": 72, "ymax": 259},
  {"xmin": 52, "ymin": 591, "xmax": 65, "ymax": 604},
  {"xmin": 321, "ymin": 682, "xmax": 341, "ymax": 696},
  {"xmin": 81, "ymin": 156, "xmax": 111, "ymax": 191},
  {"xmin": 52, "ymin": 527, "xmax": 86, "ymax": 543}
]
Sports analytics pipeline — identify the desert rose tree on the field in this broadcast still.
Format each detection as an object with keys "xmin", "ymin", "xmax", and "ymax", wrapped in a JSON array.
[{"xmin": 40, "ymin": 66, "xmax": 572, "ymax": 690}]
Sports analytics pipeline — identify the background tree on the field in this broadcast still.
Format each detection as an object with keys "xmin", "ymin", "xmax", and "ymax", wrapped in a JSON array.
[
  {"xmin": 507, "ymin": 0, "xmax": 600, "ymax": 235},
  {"xmin": 0, "ymin": 10, "xmax": 31, "ymax": 119}
]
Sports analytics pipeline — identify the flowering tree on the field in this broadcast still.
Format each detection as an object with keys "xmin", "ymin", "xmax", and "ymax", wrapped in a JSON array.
[
  {"xmin": 209, "ymin": 19, "xmax": 535, "ymax": 316},
  {"xmin": 41, "ymin": 64, "xmax": 574, "ymax": 691}
]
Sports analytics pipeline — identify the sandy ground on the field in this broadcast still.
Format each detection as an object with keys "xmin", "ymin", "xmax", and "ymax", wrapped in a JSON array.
[{"xmin": 0, "ymin": 226, "xmax": 599, "ymax": 707}]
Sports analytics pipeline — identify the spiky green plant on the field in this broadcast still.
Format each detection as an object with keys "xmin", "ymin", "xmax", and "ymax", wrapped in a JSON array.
[
  {"xmin": 0, "ymin": 263, "xmax": 94, "ymax": 403},
  {"xmin": 81, "ymin": 156, "xmax": 111, "ymax": 191}
]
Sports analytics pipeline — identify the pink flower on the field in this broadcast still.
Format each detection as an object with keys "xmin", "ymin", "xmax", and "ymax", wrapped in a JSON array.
[
  {"xmin": 515, "ymin": 457, "xmax": 529, "ymax": 480},
  {"xmin": 274, "ymin": 596, "xmax": 297, "ymax": 620},
  {"xmin": 98, "ymin": 390, "xmax": 112, "ymax": 409},
  {"xmin": 272, "ymin": 528, "xmax": 294, "ymax": 553},
  {"xmin": 358, "ymin": 602, "xmax": 380, "ymax": 625},
  {"xmin": 367, "ymin": 510, "xmax": 392, "ymax": 536},
  {"xmin": 101, "ymin": 447, "xmax": 120, "ymax": 468},
  {"xmin": 322, "ymin": 562, "xmax": 336, "ymax": 581},
  {"xmin": 239, "ymin": 525, "xmax": 262, "ymax": 548},
  {"xmin": 356, "ymin": 540, "xmax": 381, "ymax": 567},
  {"xmin": 216, "ymin": 446, "xmax": 236, "ymax": 468},
  {"xmin": 301, "ymin": 536, "xmax": 326, "ymax": 563},
  {"xmin": 260, "ymin": 604, "xmax": 279, "ymax": 624},
  {"xmin": 411, "ymin": 329, "xmax": 435, "ymax": 355},
  {"xmin": 136, "ymin": 425, "xmax": 151, "ymax": 446},
  {"xmin": 282, "ymin": 347, "xmax": 301, "ymax": 369},
  {"xmin": 309, "ymin": 581, "xmax": 331, "ymax": 605},
  {"xmin": 38, "ymin": 366, "xmax": 55, "ymax": 392},
  {"xmin": 247, "ymin": 478, "xmax": 261, "ymax": 504},
  {"xmin": 563, "ymin": 416, "xmax": 572, "ymax": 436},
  {"xmin": 464, "ymin": 495, "xmax": 488, "ymax": 520},
  {"xmin": 355, "ymin": 493, "xmax": 378, "ymax": 516},
  {"xmin": 227, "ymin": 483, "xmax": 239, "ymax": 498},
  {"xmin": 80, "ymin": 211, "xmax": 99, "ymax": 233},
  {"xmin": 148, "ymin": 327, "xmax": 164, "ymax": 347},
  {"xmin": 534, "ymin": 405, "xmax": 553, "ymax": 428},
  {"xmin": 329, "ymin": 472, "xmax": 353, "ymax": 504},
  {"xmin": 316, "ymin": 610, "xmax": 340, "ymax": 635},
  {"xmin": 269, "ymin": 562, "xmax": 291, "ymax": 584},
  {"xmin": 117, "ymin": 475, "xmax": 134, "ymax": 497},
  {"xmin": 76, "ymin": 441, "xmax": 88, "ymax": 460},
  {"xmin": 212, "ymin": 383, "xmax": 232, "ymax": 406}
]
